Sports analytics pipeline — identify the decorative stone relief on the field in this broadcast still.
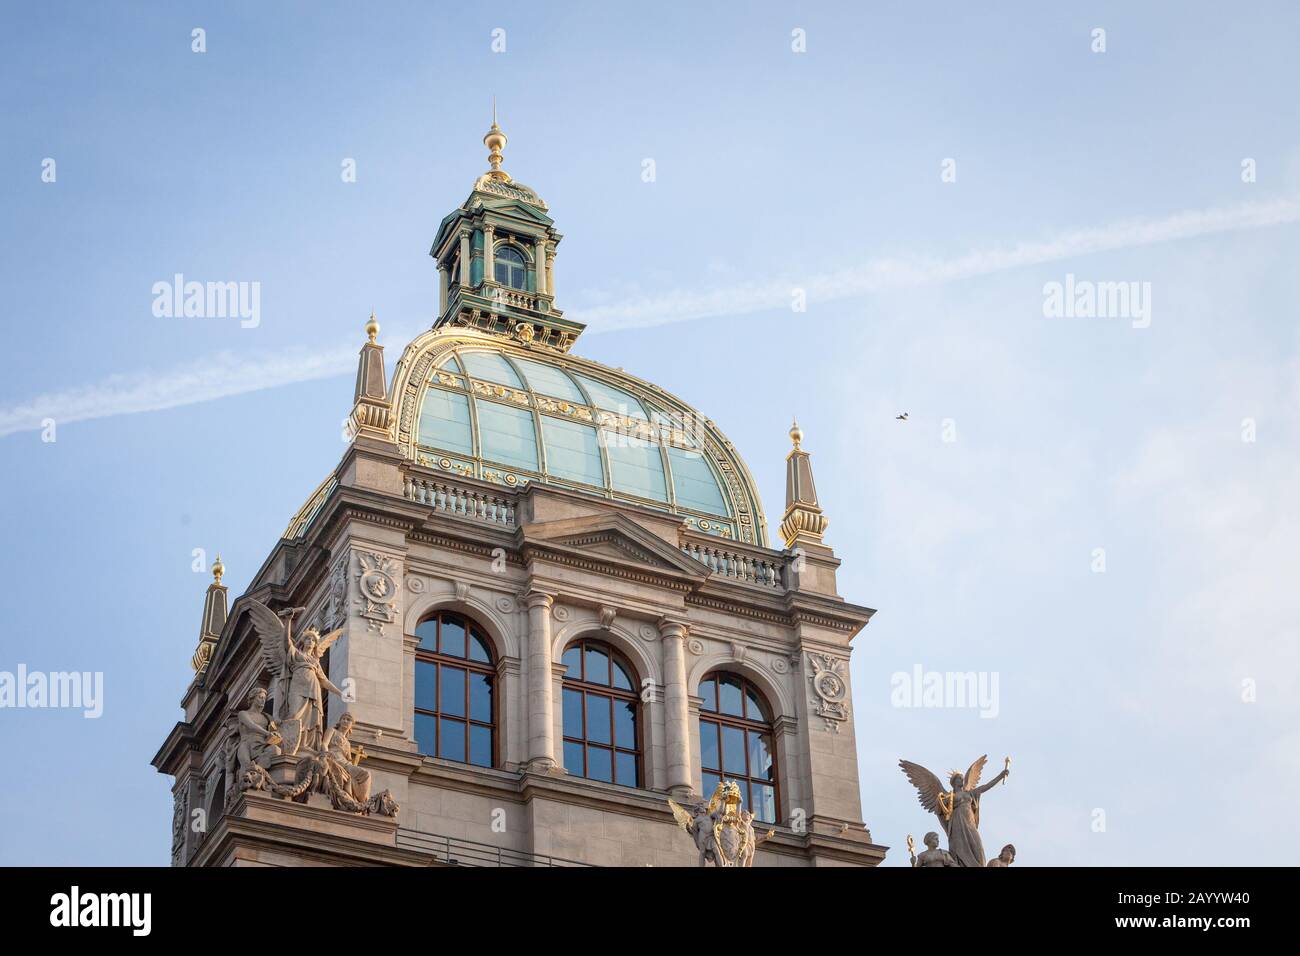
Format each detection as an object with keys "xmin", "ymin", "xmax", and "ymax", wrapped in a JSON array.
[
  {"xmin": 729, "ymin": 641, "xmax": 747, "ymax": 662},
  {"xmin": 599, "ymin": 606, "xmax": 617, "ymax": 629},
  {"xmin": 405, "ymin": 574, "xmax": 426, "ymax": 594},
  {"xmin": 806, "ymin": 652, "xmax": 850, "ymax": 732},
  {"xmin": 326, "ymin": 556, "xmax": 349, "ymax": 630},
  {"xmin": 687, "ymin": 637, "xmax": 705, "ymax": 656},
  {"xmin": 771, "ymin": 655, "xmax": 790, "ymax": 674},
  {"xmin": 354, "ymin": 551, "xmax": 400, "ymax": 634},
  {"xmin": 170, "ymin": 791, "xmax": 187, "ymax": 866},
  {"xmin": 455, "ymin": 581, "xmax": 472, "ymax": 603},
  {"xmin": 552, "ymin": 604, "xmax": 570, "ymax": 621},
  {"xmin": 638, "ymin": 623, "xmax": 657, "ymax": 642},
  {"xmin": 496, "ymin": 595, "xmax": 516, "ymax": 614}
]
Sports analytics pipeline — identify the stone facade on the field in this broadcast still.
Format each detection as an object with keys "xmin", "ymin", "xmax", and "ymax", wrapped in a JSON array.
[{"xmin": 153, "ymin": 124, "xmax": 883, "ymax": 868}]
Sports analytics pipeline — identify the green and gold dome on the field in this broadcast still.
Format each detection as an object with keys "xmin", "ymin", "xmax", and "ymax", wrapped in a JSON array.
[
  {"xmin": 289, "ymin": 115, "xmax": 769, "ymax": 547},
  {"xmin": 387, "ymin": 327, "xmax": 768, "ymax": 544}
]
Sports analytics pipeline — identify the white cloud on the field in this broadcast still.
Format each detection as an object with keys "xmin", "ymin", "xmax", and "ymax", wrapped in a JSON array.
[
  {"xmin": 2, "ymin": 196, "xmax": 1297, "ymax": 438},
  {"xmin": 0, "ymin": 345, "xmax": 358, "ymax": 438},
  {"xmin": 569, "ymin": 194, "xmax": 1300, "ymax": 330}
]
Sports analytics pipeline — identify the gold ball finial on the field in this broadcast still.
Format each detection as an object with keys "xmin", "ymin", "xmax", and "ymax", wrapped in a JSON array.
[
  {"xmin": 365, "ymin": 312, "xmax": 379, "ymax": 344},
  {"xmin": 212, "ymin": 553, "xmax": 224, "ymax": 584},
  {"xmin": 789, "ymin": 420, "xmax": 803, "ymax": 450}
]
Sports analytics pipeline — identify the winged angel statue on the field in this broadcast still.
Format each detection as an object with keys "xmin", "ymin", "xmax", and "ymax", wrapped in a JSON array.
[
  {"xmin": 246, "ymin": 600, "xmax": 344, "ymax": 755},
  {"xmin": 898, "ymin": 755, "xmax": 1009, "ymax": 867},
  {"xmin": 668, "ymin": 780, "xmax": 775, "ymax": 867}
]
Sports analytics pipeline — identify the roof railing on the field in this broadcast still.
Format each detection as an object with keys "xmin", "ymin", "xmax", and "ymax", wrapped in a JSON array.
[
  {"xmin": 405, "ymin": 473, "xmax": 517, "ymax": 527},
  {"xmin": 679, "ymin": 534, "xmax": 787, "ymax": 589},
  {"xmin": 396, "ymin": 828, "xmax": 594, "ymax": 867}
]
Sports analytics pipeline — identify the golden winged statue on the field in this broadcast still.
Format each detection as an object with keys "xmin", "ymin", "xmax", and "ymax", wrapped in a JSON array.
[
  {"xmin": 898, "ymin": 754, "xmax": 1010, "ymax": 867},
  {"xmin": 668, "ymin": 780, "xmax": 775, "ymax": 867}
]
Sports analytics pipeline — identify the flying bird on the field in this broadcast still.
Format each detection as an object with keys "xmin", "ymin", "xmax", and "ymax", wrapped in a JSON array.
[{"xmin": 896, "ymin": 413, "xmax": 909, "ymax": 421}]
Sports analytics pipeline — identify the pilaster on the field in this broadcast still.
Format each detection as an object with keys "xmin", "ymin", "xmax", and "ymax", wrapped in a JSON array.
[
  {"xmin": 658, "ymin": 617, "xmax": 692, "ymax": 797},
  {"xmin": 523, "ymin": 588, "xmax": 558, "ymax": 773}
]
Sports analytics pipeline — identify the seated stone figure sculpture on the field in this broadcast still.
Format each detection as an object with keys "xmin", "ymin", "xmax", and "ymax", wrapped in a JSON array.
[
  {"xmin": 913, "ymin": 831, "xmax": 958, "ymax": 867},
  {"xmin": 321, "ymin": 712, "xmax": 371, "ymax": 805}
]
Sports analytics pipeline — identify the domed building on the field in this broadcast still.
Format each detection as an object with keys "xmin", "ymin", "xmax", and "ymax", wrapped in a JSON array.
[{"xmin": 154, "ymin": 120, "xmax": 882, "ymax": 867}]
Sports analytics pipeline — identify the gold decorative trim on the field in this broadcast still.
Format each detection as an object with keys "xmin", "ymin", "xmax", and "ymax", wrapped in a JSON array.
[{"xmin": 388, "ymin": 331, "xmax": 768, "ymax": 544}]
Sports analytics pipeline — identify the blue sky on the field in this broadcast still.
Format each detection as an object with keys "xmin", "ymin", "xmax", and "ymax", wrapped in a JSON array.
[{"xmin": 2, "ymin": 1, "xmax": 1298, "ymax": 864}]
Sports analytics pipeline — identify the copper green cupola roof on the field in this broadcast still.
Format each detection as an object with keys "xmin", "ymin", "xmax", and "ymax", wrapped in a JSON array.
[{"xmin": 429, "ymin": 111, "xmax": 580, "ymax": 353}]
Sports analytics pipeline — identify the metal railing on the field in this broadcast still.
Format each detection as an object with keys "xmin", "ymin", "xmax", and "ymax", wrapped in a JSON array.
[{"xmin": 396, "ymin": 828, "xmax": 594, "ymax": 867}]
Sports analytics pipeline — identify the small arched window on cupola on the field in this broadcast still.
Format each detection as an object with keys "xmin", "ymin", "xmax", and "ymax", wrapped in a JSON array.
[{"xmin": 494, "ymin": 244, "xmax": 527, "ymax": 290}]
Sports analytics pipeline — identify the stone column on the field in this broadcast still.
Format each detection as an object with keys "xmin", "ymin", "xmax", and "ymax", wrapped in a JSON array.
[
  {"xmin": 659, "ymin": 617, "xmax": 692, "ymax": 797},
  {"xmin": 438, "ymin": 264, "xmax": 448, "ymax": 315},
  {"xmin": 545, "ymin": 250, "xmax": 555, "ymax": 297},
  {"xmin": 484, "ymin": 225, "xmax": 496, "ymax": 285},
  {"xmin": 524, "ymin": 590, "xmax": 556, "ymax": 773},
  {"xmin": 534, "ymin": 238, "xmax": 548, "ymax": 294},
  {"xmin": 458, "ymin": 231, "xmax": 471, "ymax": 289}
]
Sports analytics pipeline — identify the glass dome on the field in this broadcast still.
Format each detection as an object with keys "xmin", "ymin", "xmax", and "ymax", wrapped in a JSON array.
[{"xmin": 388, "ymin": 329, "xmax": 767, "ymax": 544}]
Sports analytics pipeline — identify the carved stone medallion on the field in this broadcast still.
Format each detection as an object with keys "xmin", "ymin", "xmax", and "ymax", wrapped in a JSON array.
[
  {"xmin": 806, "ymin": 652, "xmax": 850, "ymax": 732},
  {"xmin": 354, "ymin": 551, "xmax": 400, "ymax": 634}
]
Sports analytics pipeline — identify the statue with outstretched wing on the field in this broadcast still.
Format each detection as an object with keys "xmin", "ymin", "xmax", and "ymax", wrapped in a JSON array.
[
  {"xmin": 668, "ymin": 797, "xmax": 719, "ymax": 866},
  {"xmin": 246, "ymin": 599, "xmax": 343, "ymax": 755},
  {"xmin": 898, "ymin": 755, "xmax": 1009, "ymax": 867}
]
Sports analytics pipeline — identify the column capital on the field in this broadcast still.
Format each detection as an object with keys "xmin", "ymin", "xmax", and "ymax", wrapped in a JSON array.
[
  {"xmin": 523, "ymin": 589, "xmax": 554, "ymax": 611},
  {"xmin": 657, "ymin": 616, "xmax": 690, "ymax": 640},
  {"xmin": 773, "ymin": 714, "xmax": 800, "ymax": 738}
]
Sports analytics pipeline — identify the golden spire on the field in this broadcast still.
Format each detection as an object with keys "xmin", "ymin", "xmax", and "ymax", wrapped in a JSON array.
[
  {"xmin": 193, "ymin": 554, "xmax": 229, "ymax": 674},
  {"xmin": 780, "ymin": 422, "xmax": 828, "ymax": 548},
  {"xmin": 483, "ymin": 99, "xmax": 509, "ymax": 182},
  {"xmin": 351, "ymin": 309, "xmax": 394, "ymax": 444}
]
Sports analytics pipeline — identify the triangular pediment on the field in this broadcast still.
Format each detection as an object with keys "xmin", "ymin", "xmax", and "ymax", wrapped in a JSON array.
[
  {"xmin": 520, "ymin": 512, "xmax": 709, "ymax": 582},
  {"xmin": 475, "ymin": 197, "xmax": 553, "ymax": 225},
  {"xmin": 552, "ymin": 529, "xmax": 662, "ymax": 565}
]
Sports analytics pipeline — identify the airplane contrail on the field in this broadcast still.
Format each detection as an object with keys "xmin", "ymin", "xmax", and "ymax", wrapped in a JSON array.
[{"xmin": 3, "ymin": 195, "xmax": 1297, "ymax": 438}]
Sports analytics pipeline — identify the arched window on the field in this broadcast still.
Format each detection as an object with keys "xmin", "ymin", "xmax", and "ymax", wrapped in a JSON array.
[
  {"xmin": 413, "ymin": 610, "xmax": 495, "ymax": 767},
  {"xmin": 494, "ymin": 245, "xmax": 527, "ymax": 289},
  {"xmin": 698, "ymin": 673, "xmax": 778, "ymax": 824},
  {"xmin": 561, "ymin": 639, "xmax": 640, "ymax": 787}
]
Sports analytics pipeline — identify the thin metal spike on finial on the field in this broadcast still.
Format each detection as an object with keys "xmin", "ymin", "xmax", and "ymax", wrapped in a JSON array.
[{"xmin": 483, "ymin": 101, "xmax": 508, "ymax": 179}]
